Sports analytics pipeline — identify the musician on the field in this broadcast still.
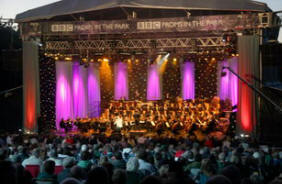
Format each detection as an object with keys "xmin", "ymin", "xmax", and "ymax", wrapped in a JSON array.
[
  {"xmin": 114, "ymin": 114, "xmax": 123, "ymax": 130},
  {"xmin": 59, "ymin": 118, "xmax": 65, "ymax": 130},
  {"xmin": 64, "ymin": 119, "xmax": 73, "ymax": 133}
]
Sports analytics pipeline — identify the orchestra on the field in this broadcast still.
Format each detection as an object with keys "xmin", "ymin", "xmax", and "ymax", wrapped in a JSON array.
[{"xmin": 59, "ymin": 96, "xmax": 231, "ymax": 137}]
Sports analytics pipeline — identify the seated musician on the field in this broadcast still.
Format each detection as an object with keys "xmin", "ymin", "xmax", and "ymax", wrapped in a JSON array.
[
  {"xmin": 109, "ymin": 102, "xmax": 114, "ymax": 112},
  {"xmin": 155, "ymin": 104, "xmax": 159, "ymax": 111},
  {"xmin": 59, "ymin": 118, "xmax": 65, "ymax": 130},
  {"xmin": 123, "ymin": 114, "xmax": 129, "ymax": 128},
  {"xmin": 169, "ymin": 102, "xmax": 175, "ymax": 111},
  {"xmin": 64, "ymin": 118, "xmax": 73, "ymax": 133},
  {"xmin": 114, "ymin": 114, "xmax": 123, "ymax": 131},
  {"xmin": 211, "ymin": 96, "xmax": 221, "ymax": 111},
  {"xmin": 163, "ymin": 102, "xmax": 168, "ymax": 111}
]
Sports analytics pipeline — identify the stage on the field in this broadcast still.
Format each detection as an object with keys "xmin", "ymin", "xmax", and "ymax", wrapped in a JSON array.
[{"xmin": 15, "ymin": 0, "xmax": 275, "ymax": 139}]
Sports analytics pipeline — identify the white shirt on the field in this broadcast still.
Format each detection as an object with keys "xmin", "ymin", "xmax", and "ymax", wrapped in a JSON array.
[
  {"xmin": 114, "ymin": 117, "xmax": 123, "ymax": 128},
  {"xmin": 138, "ymin": 159, "xmax": 154, "ymax": 173},
  {"xmin": 22, "ymin": 156, "xmax": 43, "ymax": 168}
]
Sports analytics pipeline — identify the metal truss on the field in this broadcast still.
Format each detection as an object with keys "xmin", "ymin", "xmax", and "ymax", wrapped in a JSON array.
[{"xmin": 45, "ymin": 37, "xmax": 227, "ymax": 51}]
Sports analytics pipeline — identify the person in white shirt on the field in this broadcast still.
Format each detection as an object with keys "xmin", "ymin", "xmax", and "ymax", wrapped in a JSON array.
[
  {"xmin": 22, "ymin": 148, "xmax": 43, "ymax": 168},
  {"xmin": 114, "ymin": 115, "xmax": 123, "ymax": 129},
  {"xmin": 136, "ymin": 150, "xmax": 155, "ymax": 175}
]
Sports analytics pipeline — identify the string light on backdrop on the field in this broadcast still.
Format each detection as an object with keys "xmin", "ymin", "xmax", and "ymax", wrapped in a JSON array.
[{"xmin": 39, "ymin": 56, "xmax": 56, "ymax": 131}]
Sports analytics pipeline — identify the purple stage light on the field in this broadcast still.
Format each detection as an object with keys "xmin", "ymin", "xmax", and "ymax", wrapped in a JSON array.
[
  {"xmin": 182, "ymin": 61, "xmax": 195, "ymax": 100},
  {"xmin": 218, "ymin": 57, "xmax": 238, "ymax": 106},
  {"xmin": 56, "ymin": 61, "xmax": 73, "ymax": 131},
  {"xmin": 88, "ymin": 63, "xmax": 101, "ymax": 117},
  {"xmin": 72, "ymin": 62, "xmax": 88, "ymax": 119},
  {"xmin": 114, "ymin": 62, "xmax": 128, "ymax": 100},
  {"xmin": 147, "ymin": 64, "xmax": 161, "ymax": 100}
]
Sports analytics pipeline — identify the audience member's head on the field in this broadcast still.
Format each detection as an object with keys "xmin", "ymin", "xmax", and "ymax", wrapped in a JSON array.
[
  {"xmin": 201, "ymin": 159, "xmax": 216, "ymax": 176},
  {"xmin": 220, "ymin": 165, "xmax": 241, "ymax": 184},
  {"xmin": 112, "ymin": 169, "xmax": 127, "ymax": 184},
  {"xmin": 60, "ymin": 177, "xmax": 82, "ymax": 184},
  {"xmin": 80, "ymin": 151, "xmax": 90, "ymax": 161},
  {"xmin": 44, "ymin": 160, "xmax": 56, "ymax": 175},
  {"xmin": 206, "ymin": 175, "xmax": 232, "ymax": 184},
  {"xmin": 32, "ymin": 148, "xmax": 40, "ymax": 158},
  {"xmin": 140, "ymin": 176, "xmax": 163, "ymax": 184},
  {"xmin": 86, "ymin": 167, "xmax": 109, "ymax": 184},
  {"xmin": 70, "ymin": 166, "xmax": 86, "ymax": 181},
  {"xmin": 114, "ymin": 152, "xmax": 123, "ymax": 160},
  {"xmin": 63, "ymin": 157, "xmax": 76, "ymax": 169},
  {"xmin": 102, "ymin": 162, "xmax": 114, "ymax": 179},
  {"xmin": 136, "ymin": 149, "xmax": 147, "ymax": 161},
  {"xmin": 48, "ymin": 149, "xmax": 57, "ymax": 158}
]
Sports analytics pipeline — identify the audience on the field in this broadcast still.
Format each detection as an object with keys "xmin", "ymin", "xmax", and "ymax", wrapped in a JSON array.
[{"xmin": 0, "ymin": 133, "xmax": 281, "ymax": 184}]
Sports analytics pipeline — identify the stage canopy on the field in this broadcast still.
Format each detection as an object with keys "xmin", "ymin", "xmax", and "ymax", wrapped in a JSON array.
[{"xmin": 15, "ymin": 0, "xmax": 270, "ymax": 23}]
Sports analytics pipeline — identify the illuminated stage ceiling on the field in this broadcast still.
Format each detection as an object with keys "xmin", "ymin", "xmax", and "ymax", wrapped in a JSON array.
[{"xmin": 15, "ymin": 0, "xmax": 270, "ymax": 23}]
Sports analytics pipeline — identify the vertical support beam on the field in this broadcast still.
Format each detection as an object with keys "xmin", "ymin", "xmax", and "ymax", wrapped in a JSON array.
[
  {"xmin": 23, "ymin": 41, "xmax": 40, "ymax": 133},
  {"xmin": 237, "ymin": 35, "xmax": 259, "ymax": 137}
]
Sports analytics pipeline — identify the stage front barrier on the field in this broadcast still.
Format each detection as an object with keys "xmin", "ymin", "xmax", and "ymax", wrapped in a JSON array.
[
  {"xmin": 23, "ymin": 41, "xmax": 40, "ymax": 133},
  {"xmin": 237, "ymin": 35, "xmax": 260, "ymax": 136}
]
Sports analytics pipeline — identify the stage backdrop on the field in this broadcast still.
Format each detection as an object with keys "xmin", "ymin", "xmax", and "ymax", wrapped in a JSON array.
[
  {"xmin": 56, "ymin": 62, "xmax": 73, "ymax": 131},
  {"xmin": 56, "ymin": 62, "xmax": 101, "ymax": 130},
  {"xmin": 114, "ymin": 62, "xmax": 129, "ymax": 100},
  {"xmin": 237, "ymin": 35, "xmax": 259, "ymax": 135},
  {"xmin": 195, "ymin": 57, "xmax": 218, "ymax": 99},
  {"xmin": 182, "ymin": 61, "xmax": 195, "ymax": 100},
  {"xmin": 147, "ymin": 64, "xmax": 162, "ymax": 101},
  {"xmin": 88, "ymin": 63, "xmax": 101, "ymax": 118},
  {"xmin": 217, "ymin": 57, "xmax": 238, "ymax": 106},
  {"xmin": 23, "ymin": 41, "xmax": 40, "ymax": 133}
]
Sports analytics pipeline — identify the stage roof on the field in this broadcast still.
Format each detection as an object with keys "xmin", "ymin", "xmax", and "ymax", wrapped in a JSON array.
[{"xmin": 15, "ymin": 0, "xmax": 270, "ymax": 23}]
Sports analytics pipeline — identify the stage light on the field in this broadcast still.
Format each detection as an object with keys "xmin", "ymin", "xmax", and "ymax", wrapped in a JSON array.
[
  {"xmin": 65, "ymin": 57, "xmax": 72, "ymax": 61},
  {"xmin": 127, "ymin": 59, "xmax": 131, "ymax": 63},
  {"xmin": 54, "ymin": 57, "xmax": 59, "ymax": 61},
  {"xmin": 103, "ymin": 58, "xmax": 109, "ymax": 62},
  {"xmin": 90, "ymin": 59, "xmax": 94, "ymax": 62},
  {"xmin": 173, "ymin": 58, "xmax": 177, "ymax": 62}
]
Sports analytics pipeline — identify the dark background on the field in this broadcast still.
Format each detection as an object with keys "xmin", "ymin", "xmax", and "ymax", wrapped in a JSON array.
[{"xmin": 0, "ymin": 24, "xmax": 22, "ymax": 133}]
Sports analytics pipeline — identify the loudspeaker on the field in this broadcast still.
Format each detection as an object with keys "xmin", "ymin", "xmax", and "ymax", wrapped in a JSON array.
[{"xmin": 258, "ymin": 13, "xmax": 272, "ymax": 28}]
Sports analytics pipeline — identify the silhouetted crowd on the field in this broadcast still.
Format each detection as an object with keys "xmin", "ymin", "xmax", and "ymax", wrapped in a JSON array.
[{"xmin": 0, "ymin": 133, "xmax": 281, "ymax": 184}]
